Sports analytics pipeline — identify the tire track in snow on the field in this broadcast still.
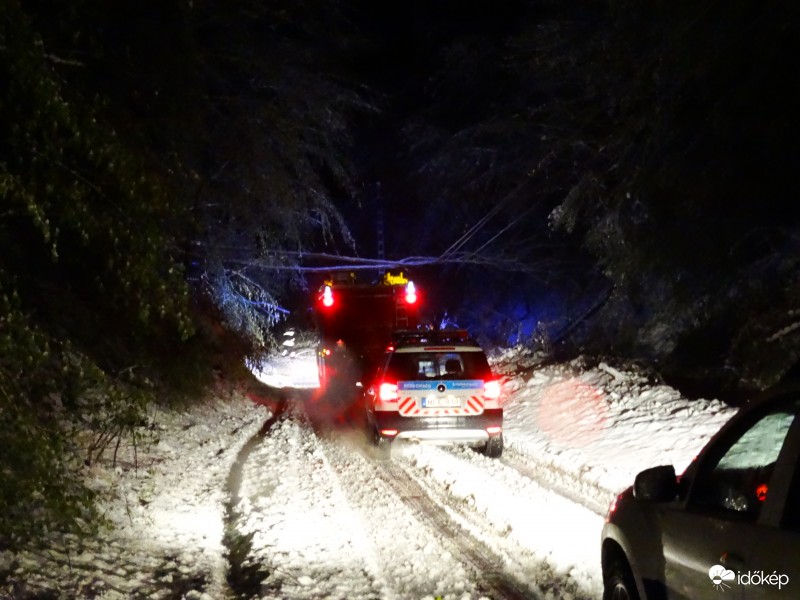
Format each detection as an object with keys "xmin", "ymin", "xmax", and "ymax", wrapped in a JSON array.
[
  {"xmin": 311, "ymin": 427, "xmax": 483, "ymax": 599},
  {"xmin": 317, "ymin": 428, "xmax": 598, "ymax": 599},
  {"xmin": 223, "ymin": 392, "xmax": 289, "ymax": 599},
  {"xmin": 304, "ymin": 428, "xmax": 398, "ymax": 600},
  {"xmin": 373, "ymin": 455, "xmax": 540, "ymax": 600},
  {"xmin": 226, "ymin": 393, "xmax": 288, "ymax": 507},
  {"xmin": 393, "ymin": 444, "xmax": 604, "ymax": 599},
  {"xmin": 228, "ymin": 403, "xmax": 387, "ymax": 600},
  {"xmin": 499, "ymin": 447, "xmax": 614, "ymax": 517}
]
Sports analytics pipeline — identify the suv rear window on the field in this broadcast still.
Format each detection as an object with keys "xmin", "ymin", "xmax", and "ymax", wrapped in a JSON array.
[{"xmin": 386, "ymin": 351, "xmax": 492, "ymax": 381}]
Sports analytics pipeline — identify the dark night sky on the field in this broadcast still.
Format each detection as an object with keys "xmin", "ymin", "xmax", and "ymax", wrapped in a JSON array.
[{"xmin": 340, "ymin": 0, "xmax": 531, "ymax": 254}]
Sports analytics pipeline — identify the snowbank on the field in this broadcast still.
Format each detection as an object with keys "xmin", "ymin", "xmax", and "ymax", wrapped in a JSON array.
[{"xmin": 1, "ymin": 391, "xmax": 270, "ymax": 599}]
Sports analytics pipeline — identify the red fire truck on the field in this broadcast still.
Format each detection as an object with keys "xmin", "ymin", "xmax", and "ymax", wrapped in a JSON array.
[{"xmin": 314, "ymin": 270, "xmax": 421, "ymax": 403}]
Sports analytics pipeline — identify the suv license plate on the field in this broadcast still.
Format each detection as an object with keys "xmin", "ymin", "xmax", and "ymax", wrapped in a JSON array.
[{"xmin": 422, "ymin": 396, "xmax": 460, "ymax": 408}]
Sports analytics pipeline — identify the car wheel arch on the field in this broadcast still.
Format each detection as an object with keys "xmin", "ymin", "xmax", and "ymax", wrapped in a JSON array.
[
  {"xmin": 603, "ymin": 537, "xmax": 670, "ymax": 600},
  {"xmin": 602, "ymin": 539, "xmax": 640, "ymax": 599},
  {"xmin": 602, "ymin": 538, "xmax": 630, "ymax": 576}
]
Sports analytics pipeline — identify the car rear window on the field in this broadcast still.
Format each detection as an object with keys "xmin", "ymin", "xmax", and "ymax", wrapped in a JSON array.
[{"xmin": 386, "ymin": 351, "xmax": 491, "ymax": 381}]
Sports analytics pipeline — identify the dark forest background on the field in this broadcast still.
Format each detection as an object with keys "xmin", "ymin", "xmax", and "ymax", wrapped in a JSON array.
[{"xmin": 2, "ymin": 0, "xmax": 799, "ymax": 545}]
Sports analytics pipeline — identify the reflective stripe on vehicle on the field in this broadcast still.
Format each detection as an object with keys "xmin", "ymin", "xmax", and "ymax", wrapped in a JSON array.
[{"xmin": 397, "ymin": 395, "xmax": 485, "ymax": 416}]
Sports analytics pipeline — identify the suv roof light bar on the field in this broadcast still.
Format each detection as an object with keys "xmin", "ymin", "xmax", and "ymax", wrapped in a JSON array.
[{"xmin": 390, "ymin": 329, "xmax": 476, "ymax": 347}]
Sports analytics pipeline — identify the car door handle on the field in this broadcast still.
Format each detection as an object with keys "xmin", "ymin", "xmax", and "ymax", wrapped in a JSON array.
[{"xmin": 720, "ymin": 551, "xmax": 745, "ymax": 571}]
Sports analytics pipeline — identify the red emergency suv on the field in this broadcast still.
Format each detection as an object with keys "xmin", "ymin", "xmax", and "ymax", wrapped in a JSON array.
[{"xmin": 364, "ymin": 330, "xmax": 504, "ymax": 457}]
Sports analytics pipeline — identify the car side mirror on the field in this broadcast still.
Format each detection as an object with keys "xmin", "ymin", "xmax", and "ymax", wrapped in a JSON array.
[{"xmin": 633, "ymin": 465, "xmax": 678, "ymax": 502}]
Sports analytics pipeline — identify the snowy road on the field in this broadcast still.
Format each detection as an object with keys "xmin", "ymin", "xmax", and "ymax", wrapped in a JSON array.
[
  {"xmin": 228, "ymin": 391, "xmax": 605, "ymax": 600},
  {"xmin": 235, "ymin": 348, "xmax": 737, "ymax": 600},
  {"xmin": 2, "ymin": 349, "xmax": 736, "ymax": 599}
]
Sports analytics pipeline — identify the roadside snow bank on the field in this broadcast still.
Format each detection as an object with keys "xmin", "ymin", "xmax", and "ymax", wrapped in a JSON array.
[
  {"xmin": 1, "ymin": 391, "xmax": 270, "ymax": 600},
  {"xmin": 495, "ymin": 350, "xmax": 738, "ymax": 504}
]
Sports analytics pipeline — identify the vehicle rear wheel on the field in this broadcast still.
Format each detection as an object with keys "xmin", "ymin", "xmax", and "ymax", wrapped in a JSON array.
[
  {"xmin": 603, "ymin": 556, "xmax": 639, "ymax": 600},
  {"xmin": 369, "ymin": 426, "xmax": 391, "ymax": 458},
  {"xmin": 366, "ymin": 420, "xmax": 379, "ymax": 445},
  {"xmin": 483, "ymin": 434, "xmax": 503, "ymax": 458}
]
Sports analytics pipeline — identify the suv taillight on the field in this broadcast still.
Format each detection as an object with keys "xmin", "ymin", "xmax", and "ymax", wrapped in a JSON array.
[
  {"xmin": 484, "ymin": 379, "xmax": 501, "ymax": 400},
  {"xmin": 379, "ymin": 382, "xmax": 399, "ymax": 401}
]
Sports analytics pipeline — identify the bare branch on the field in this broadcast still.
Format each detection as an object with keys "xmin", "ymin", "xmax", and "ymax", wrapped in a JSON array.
[{"xmin": 43, "ymin": 53, "xmax": 85, "ymax": 67}]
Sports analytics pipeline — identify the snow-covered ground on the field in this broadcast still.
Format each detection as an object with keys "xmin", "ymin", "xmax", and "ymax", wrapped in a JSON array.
[
  {"xmin": 1, "ymin": 346, "xmax": 739, "ymax": 599},
  {"xmin": 0, "ymin": 390, "xmax": 271, "ymax": 600}
]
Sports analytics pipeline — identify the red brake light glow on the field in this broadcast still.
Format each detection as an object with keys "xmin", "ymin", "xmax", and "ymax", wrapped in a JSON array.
[
  {"xmin": 321, "ymin": 285, "xmax": 334, "ymax": 307},
  {"xmin": 379, "ymin": 382, "xmax": 399, "ymax": 401},
  {"xmin": 756, "ymin": 483, "xmax": 768, "ymax": 502},
  {"xmin": 404, "ymin": 281, "xmax": 418, "ymax": 305},
  {"xmin": 486, "ymin": 426, "xmax": 502, "ymax": 435},
  {"xmin": 484, "ymin": 380, "xmax": 501, "ymax": 399},
  {"xmin": 606, "ymin": 493, "xmax": 623, "ymax": 522}
]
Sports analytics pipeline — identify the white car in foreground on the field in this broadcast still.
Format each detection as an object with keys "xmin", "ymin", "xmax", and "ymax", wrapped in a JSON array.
[{"xmin": 601, "ymin": 384, "xmax": 800, "ymax": 599}]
